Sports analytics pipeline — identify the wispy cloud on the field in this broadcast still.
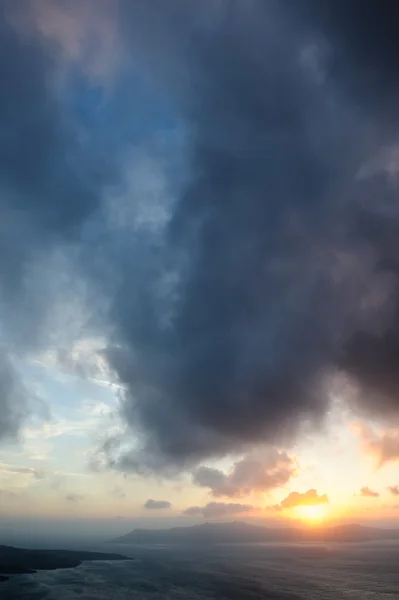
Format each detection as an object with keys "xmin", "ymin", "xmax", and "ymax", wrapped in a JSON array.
[
  {"xmin": 34, "ymin": 337, "xmax": 121, "ymax": 390},
  {"xmin": 111, "ymin": 485, "xmax": 126, "ymax": 500},
  {"xmin": 352, "ymin": 423, "xmax": 399, "ymax": 467},
  {"xmin": 388, "ymin": 485, "xmax": 399, "ymax": 496},
  {"xmin": 65, "ymin": 493, "xmax": 84, "ymax": 503},
  {"xmin": 359, "ymin": 486, "xmax": 380, "ymax": 498},
  {"xmin": 183, "ymin": 502, "xmax": 254, "ymax": 519},
  {"xmin": 19, "ymin": 0, "xmax": 119, "ymax": 81},
  {"xmin": 144, "ymin": 499, "xmax": 171, "ymax": 510},
  {"xmin": 0, "ymin": 462, "xmax": 45, "ymax": 480},
  {"xmin": 0, "ymin": 489, "xmax": 29, "ymax": 512}
]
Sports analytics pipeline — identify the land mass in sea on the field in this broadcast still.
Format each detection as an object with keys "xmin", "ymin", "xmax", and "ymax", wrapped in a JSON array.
[
  {"xmin": 113, "ymin": 521, "xmax": 399, "ymax": 545},
  {"xmin": 0, "ymin": 545, "xmax": 130, "ymax": 582}
]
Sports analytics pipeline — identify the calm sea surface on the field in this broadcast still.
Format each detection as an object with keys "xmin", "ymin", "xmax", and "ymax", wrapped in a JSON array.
[{"xmin": 2, "ymin": 541, "xmax": 399, "ymax": 599}]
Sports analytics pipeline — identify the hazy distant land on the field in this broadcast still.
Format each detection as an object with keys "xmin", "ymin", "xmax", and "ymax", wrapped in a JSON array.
[
  {"xmin": 113, "ymin": 521, "xmax": 399, "ymax": 545},
  {"xmin": 0, "ymin": 546, "xmax": 130, "ymax": 583}
]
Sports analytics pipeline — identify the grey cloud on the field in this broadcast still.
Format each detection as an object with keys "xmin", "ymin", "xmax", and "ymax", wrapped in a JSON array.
[
  {"xmin": 144, "ymin": 499, "xmax": 172, "ymax": 510},
  {"xmin": 111, "ymin": 486, "xmax": 126, "ymax": 500},
  {"xmin": 388, "ymin": 485, "xmax": 399, "ymax": 496},
  {"xmin": 356, "ymin": 425, "xmax": 399, "ymax": 466},
  {"xmin": 359, "ymin": 487, "xmax": 380, "ymax": 498},
  {"xmin": 0, "ymin": 353, "xmax": 30, "ymax": 441},
  {"xmin": 183, "ymin": 502, "xmax": 253, "ymax": 519},
  {"xmin": 65, "ymin": 494, "xmax": 84, "ymax": 503},
  {"xmin": 49, "ymin": 473, "xmax": 65, "ymax": 491},
  {"xmin": 193, "ymin": 450, "xmax": 295, "ymax": 497},
  {"xmin": 372, "ymin": 432, "xmax": 399, "ymax": 466},
  {"xmin": 0, "ymin": 463, "xmax": 45, "ymax": 479}
]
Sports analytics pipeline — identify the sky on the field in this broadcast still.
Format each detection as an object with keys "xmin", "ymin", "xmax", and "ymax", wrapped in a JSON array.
[{"xmin": 1, "ymin": 0, "xmax": 399, "ymax": 544}]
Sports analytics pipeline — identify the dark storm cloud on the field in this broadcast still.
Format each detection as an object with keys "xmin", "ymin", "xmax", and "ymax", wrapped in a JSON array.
[
  {"xmin": 294, "ymin": 1, "xmax": 399, "ymax": 413},
  {"xmin": 0, "ymin": 1, "xmax": 109, "ymax": 292},
  {"xmin": 144, "ymin": 499, "xmax": 172, "ymax": 510},
  {"xmin": 101, "ymin": 1, "xmax": 338, "ymax": 470},
  {"xmin": 298, "ymin": 1, "xmax": 399, "ymax": 106},
  {"xmin": 0, "ymin": 12, "xmax": 96, "ymax": 234},
  {"xmin": 101, "ymin": 0, "xmax": 399, "ymax": 471},
  {"xmin": 4, "ymin": 0, "xmax": 399, "ymax": 473},
  {"xmin": 192, "ymin": 450, "xmax": 295, "ymax": 498}
]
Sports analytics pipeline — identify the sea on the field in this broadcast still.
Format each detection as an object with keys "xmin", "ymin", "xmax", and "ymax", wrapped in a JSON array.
[{"xmin": 1, "ymin": 540, "xmax": 398, "ymax": 599}]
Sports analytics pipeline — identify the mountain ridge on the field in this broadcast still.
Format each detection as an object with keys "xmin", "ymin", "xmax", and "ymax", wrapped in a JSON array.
[{"xmin": 113, "ymin": 521, "xmax": 399, "ymax": 544}]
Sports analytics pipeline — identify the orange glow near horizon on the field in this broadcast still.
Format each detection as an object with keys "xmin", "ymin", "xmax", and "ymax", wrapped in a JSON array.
[{"xmin": 293, "ymin": 504, "xmax": 329, "ymax": 524}]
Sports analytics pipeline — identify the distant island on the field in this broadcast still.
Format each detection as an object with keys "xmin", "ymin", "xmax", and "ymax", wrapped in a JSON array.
[
  {"xmin": 0, "ymin": 545, "xmax": 130, "ymax": 583},
  {"xmin": 113, "ymin": 521, "xmax": 399, "ymax": 545}
]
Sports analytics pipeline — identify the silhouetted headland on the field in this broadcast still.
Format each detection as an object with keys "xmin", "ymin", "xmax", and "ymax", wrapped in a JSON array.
[{"xmin": 0, "ymin": 545, "xmax": 130, "ymax": 582}]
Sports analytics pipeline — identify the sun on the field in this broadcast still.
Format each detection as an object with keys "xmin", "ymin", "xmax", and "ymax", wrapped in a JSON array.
[{"xmin": 294, "ymin": 504, "xmax": 327, "ymax": 524}]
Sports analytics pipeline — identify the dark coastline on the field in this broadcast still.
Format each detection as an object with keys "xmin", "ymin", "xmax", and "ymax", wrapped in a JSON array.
[{"xmin": 0, "ymin": 546, "xmax": 131, "ymax": 582}]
